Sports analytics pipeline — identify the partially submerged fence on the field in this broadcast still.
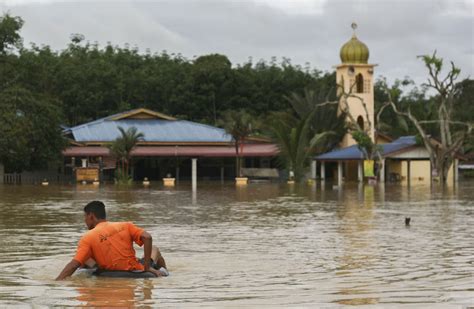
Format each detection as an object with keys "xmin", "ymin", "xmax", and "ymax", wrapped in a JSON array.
[{"xmin": 3, "ymin": 172, "xmax": 72, "ymax": 185}]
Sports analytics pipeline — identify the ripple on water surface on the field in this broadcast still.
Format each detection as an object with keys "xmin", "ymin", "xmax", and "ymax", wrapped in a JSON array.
[{"xmin": 0, "ymin": 182, "xmax": 473, "ymax": 307}]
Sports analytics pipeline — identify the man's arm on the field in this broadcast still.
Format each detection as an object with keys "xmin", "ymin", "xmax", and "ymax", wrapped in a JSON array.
[
  {"xmin": 56, "ymin": 259, "xmax": 81, "ymax": 281},
  {"xmin": 140, "ymin": 231, "xmax": 153, "ymax": 270}
]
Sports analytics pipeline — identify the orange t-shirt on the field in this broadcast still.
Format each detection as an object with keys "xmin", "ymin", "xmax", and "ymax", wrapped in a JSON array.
[{"xmin": 73, "ymin": 221, "xmax": 145, "ymax": 271}]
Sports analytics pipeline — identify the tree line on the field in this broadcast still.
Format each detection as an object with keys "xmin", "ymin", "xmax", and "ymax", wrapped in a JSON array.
[{"xmin": 0, "ymin": 13, "xmax": 472, "ymax": 180}]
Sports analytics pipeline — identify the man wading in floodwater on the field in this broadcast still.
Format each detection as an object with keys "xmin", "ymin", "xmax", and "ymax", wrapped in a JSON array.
[{"xmin": 56, "ymin": 201, "xmax": 168, "ymax": 280}]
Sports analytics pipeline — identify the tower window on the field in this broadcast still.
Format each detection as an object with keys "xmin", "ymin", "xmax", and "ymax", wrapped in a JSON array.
[
  {"xmin": 356, "ymin": 73, "xmax": 364, "ymax": 93},
  {"xmin": 364, "ymin": 79, "xmax": 371, "ymax": 93},
  {"xmin": 357, "ymin": 116, "xmax": 364, "ymax": 130}
]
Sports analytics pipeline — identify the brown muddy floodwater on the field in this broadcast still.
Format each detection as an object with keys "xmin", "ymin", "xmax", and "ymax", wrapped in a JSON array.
[{"xmin": 0, "ymin": 182, "xmax": 473, "ymax": 308}]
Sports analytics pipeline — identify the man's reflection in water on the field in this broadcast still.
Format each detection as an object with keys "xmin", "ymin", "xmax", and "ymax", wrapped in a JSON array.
[{"xmin": 75, "ymin": 278, "xmax": 154, "ymax": 308}]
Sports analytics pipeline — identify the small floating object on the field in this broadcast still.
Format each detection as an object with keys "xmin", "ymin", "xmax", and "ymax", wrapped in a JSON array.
[
  {"xmin": 235, "ymin": 177, "xmax": 248, "ymax": 185},
  {"xmin": 307, "ymin": 179, "xmax": 315, "ymax": 185},
  {"xmin": 163, "ymin": 177, "xmax": 175, "ymax": 186},
  {"xmin": 143, "ymin": 177, "xmax": 150, "ymax": 186},
  {"xmin": 405, "ymin": 217, "xmax": 411, "ymax": 226},
  {"xmin": 92, "ymin": 178, "xmax": 100, "ymax": 186},
  {"xmin": 81, "ymin": 180, "xmax": 87, "ymax": 185},
  {"xmin": 41, "ymin": 179, "xmax": 49, "ymax": 186},
  {"xmin": 332, "ymin": 185, "xmax": 339, "ymax": 190},
  {"xmin": 287, "ymin": 180, "xmax": 295, "ymax": 184}
]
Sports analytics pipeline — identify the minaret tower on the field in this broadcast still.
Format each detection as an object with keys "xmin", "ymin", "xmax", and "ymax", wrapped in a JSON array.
[{"xmin": 337, "ymin": 23, "xmax": 376, "ymax": 148}]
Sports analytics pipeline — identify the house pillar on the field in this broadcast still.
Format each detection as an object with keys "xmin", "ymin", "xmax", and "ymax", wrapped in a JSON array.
[
  {"xmin": 192, "ymin": 158, "xmax": 197, "ymax": 192},
  {"xmin": 81, "ymin": 158, "xmax": 87, "ymax": 168},
  {"xmin": 358, "ymin": 160, "xmax": 363, "ymax": 182},
  {"xmin": 321, "ymin": 162, "xmax": 326, "ymax": 181},
  {"xmin": 338, "ymin": 161, "xmax": 343, "ymax": 186},
  {"xmin": 407, "ymin": 159, "xmax": 411, "ymax": 186},
  {"xmin": 311, "ymin": 160, "xmax": 317, "ymax": 179},
  {"xmin": 380, "ymin": 159, "xmax": 385, "ymax": 183},
  {"xmin": 454, "ymin": 159, "xmax": 459, "ymax": 183}
]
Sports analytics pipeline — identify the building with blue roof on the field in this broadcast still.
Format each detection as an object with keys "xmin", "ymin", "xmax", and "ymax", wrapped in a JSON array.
[
  {"xmin": 62, "ymin": 108, "xmax": 278, "ymax": 182},
  {"xmin": 312, "ymin": 135, "xmax": 459, "ymax": 185}
]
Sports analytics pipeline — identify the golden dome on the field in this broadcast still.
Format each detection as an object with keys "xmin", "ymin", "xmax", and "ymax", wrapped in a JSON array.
[{"xmin": 340, "ymin": 23, "xmax": 369, "ymax": 64}]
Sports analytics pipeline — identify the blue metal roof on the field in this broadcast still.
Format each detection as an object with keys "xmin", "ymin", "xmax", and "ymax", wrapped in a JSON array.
[
  {"xmin": 66, "ymin": 114, "xmax": 232, "ymax": 143},
  {"xmin": 315, "ymin": 136, "xmax": 417, "ymax": 160}
]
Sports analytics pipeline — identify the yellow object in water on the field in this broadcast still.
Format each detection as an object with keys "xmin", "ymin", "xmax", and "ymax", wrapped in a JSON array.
[{"xmin": 364, "ymin": 160, "xmax": 374, "ymax": 177}]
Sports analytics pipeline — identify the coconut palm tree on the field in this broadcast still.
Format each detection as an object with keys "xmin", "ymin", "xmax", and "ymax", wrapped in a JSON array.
[
  {"xmin": 109, "ymin": 126, "xmax": 144, "ymax": 183},
  {"xmin": 219, "ymin": 110, "xmax": 256, "ymax": 177},
  {"xmin": 267, "ymin": 89, "xmax": 346, "ymax": 181}
]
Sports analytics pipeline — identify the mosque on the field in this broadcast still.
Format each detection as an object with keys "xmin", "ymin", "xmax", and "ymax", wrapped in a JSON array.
[{"xmin": 313, "ymin": 24, "xmax": 459, "ymax": 185}]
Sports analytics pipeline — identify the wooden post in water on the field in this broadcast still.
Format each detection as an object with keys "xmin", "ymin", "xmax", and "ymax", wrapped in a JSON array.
[
  {"xmin": 380, "ymin": 159, "xmax": 385, "ymax": 183},
  {"xmin": 321, "ymin": 162, "xmax": 326, "ymax": 181},
  {"xmin": 338, "ymin": 161, "xmax": 343, "ymax": 187}
]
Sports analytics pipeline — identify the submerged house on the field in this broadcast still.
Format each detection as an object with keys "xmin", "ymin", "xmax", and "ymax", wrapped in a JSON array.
[
  {"xmin": 314, "ymin": 136, "xmax": 460, "ymax": 185},
  {"xmin": 62, "ymin": 108, "xmax": 278, "ymax": 182}
]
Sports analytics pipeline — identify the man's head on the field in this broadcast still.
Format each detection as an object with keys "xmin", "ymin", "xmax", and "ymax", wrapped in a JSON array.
[{"xmin": 84, "ymin": 201, "xmax": 106, "ymax": 229}]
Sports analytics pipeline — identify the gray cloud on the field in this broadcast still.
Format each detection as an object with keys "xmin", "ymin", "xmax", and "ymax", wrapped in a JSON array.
[{"xmin": 1, "ymin": 0, "xmax": 473, "ymax": 86}]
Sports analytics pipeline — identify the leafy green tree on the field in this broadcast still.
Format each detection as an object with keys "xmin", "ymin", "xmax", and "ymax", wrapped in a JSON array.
[
  {"xmin": 0, "ymin": 87, "xmax": 66, "ymax": 172},
  {"xmin": 267, "ymin": 88, "xmax": 346, "ymax": 181},
  {"xmin": 192, "ymin": 54, "xmax": 233, "ymax": 124},
  {"xmin": 379, "ymin": 52, "xmax": 473, "ymax": 184},
  {"xmin": 0, "ymin": 14, "xmax": 23, "ymax": 54},
  {"xmin": 109, "ymin": 126, "xmax": 144, "ymax": 183}
]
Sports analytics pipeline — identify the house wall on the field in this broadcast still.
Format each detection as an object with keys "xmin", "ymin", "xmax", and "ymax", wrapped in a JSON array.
[
  {"xmin": 387, "ymin": 160, "xmax": 430, "ymax": 184},
  {"xmin": 345, "ymin": 161, "xmax": 359, "ymax": 181},
  {"xmin": 388, "ymin": 160, "xmax": 403, "ymax": 181},
  {"xmin": 409, "ymin": 160, "xmax": 431, "ymax": 183},
  {"xmin": 446, "ymin": 159, "xmax": 457, "ymax": 185}
]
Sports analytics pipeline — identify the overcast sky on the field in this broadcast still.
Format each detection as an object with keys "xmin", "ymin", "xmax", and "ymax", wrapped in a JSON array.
[{"xmin": 1, "ymin": 0, "xmax": 473, "ymax": 86}]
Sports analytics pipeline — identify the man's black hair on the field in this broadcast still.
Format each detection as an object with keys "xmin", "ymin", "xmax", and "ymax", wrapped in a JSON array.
[{"xmin": 84, "ymin": 201, "xmax": 106, "ymax": 219}]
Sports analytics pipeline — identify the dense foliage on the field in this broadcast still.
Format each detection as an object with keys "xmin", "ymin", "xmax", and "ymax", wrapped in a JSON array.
[
  {"xmin": 267, "ymin": 89, "xmax": 346, "ymax": 181},
  {"xmin": 0, "ymin": 13, "xmax": 472, "ymax": 174}
]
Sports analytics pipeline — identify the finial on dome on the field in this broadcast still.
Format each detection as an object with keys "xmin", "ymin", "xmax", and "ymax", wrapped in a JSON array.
[
  {"xmin": 351, "ymin": 22, "xmax": 358, "ymax": 37},
  {"xmin": 339, "ymin": 23, "xmax": 369, "ymax": 64}
]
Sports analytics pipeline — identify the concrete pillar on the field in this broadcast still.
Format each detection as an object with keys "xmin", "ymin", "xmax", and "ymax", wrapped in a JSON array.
[
  {"xmin": 0, "ymin": 163, "xmax": 4, "ymax": 184},
  {"xmin": 407, "ymin": 159, "xmax": 411, "ymax": 186},
  {"xmin": 81, "ymin": 158, "xmax": 87, "ymax": 168},
  {"xmin": 311, "ymin": 160, "xmax": 317, "ymax": 179},
  {"xmin": 454, "ymin": 159, "xmax": 459, "ymax": 183},
  {"xmin": 380, "ymin": 159, "xmax": 385, "ymax": 183},
  {"xmin": 338, "ymin": 161, "xmax": 343, "ymax": 186},
  {"xmin": 192, "ymin": 190, "xmax": 197, "ymax": 205},
  {"xmin": 358, "ymin": 160, "xmax": 363, "ymax": 182},
  {"xmin": 321, "ymin": 162, "xmax": 326, "ymax": 181},
  {"xmin": 192, "ymin": 158, "xmax": 197, "ymax": 192}
]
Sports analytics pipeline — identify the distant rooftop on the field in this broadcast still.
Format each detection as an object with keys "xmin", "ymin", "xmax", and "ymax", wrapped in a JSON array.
[
  {"xmin": 315, "ymin": 136, "xmax": 417, "ymax": 160},
  {"xmin": 64, "ymin": 108, "xmax": 232, "ymax": 144}
]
